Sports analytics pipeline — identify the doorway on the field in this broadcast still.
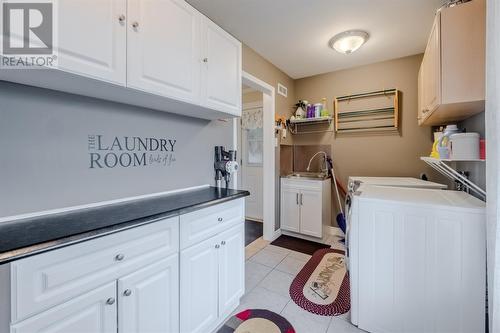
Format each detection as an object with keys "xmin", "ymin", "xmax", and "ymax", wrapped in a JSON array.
[{"xmin": 233, "ymin": 71, "xmax": 276, "ymax": 242}]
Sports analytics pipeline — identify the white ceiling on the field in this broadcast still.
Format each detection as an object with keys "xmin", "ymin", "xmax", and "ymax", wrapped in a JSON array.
[{"xmin": 187, "ymin": 0, "xmax": 445, "ymax": 79}]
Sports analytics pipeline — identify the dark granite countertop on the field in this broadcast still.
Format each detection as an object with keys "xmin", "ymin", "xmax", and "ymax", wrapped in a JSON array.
[{"xmin": 0, "ymin": 186, "xmax": 249, "ymax": 265}]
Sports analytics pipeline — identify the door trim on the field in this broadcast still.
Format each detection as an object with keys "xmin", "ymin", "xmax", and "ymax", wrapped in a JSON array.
[{"xmin": 234, "ymin": 71, "xmax": 276, "ymax": 241}]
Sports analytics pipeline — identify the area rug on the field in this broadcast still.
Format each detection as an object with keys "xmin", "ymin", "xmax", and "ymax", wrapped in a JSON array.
[
  {"xmin": 217, "ymin": 309, "xmax": 295, "ymax": 333},
  {"xmin": 270, "ymin": 235, "xmax": 330, "ymax": 255},
  {"xmin": 289, "ymin": 248, "xmax": 350, "ymax": 316}
]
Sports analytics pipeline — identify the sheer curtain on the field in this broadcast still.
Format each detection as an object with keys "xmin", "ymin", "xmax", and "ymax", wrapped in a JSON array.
[{"xmin": 486, "ymin": 0, "xmax": 500, "ymax": 331}]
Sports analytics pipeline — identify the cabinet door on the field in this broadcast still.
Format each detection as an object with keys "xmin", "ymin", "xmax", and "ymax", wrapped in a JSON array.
[
  {"xmin": 118, "ymin": 255, "xmax": 179, "ymax": 333},
  {"xmin": 201, "ymin": 17, "xmax": 242, "ymax": 116},
  {"xmin": 57, "ymin": 0, "xmax": 126, "ymax": 85},
  {"xmin": 11, "ymin": 282, "xmax": 117, "ymax": 333},
  {"xmin": 417, "ymin": 64, "xmax": 425, "ymax": 125},
  {"xmin": 180, "ymin": 235, "xmax": 219, "ymax": 333},
  {"xmin": 423, "ymin": 15, "xmax": 441, "ymax": 114},
  {"xmin": 218, "ymin": 224, "xmax": 245, "ymax": 316},
  {"xmin": 127, "ymin": 0, "xmax": 201, "ymax": 103},
  {"xmin": 281, "ymin": 186, "xmax": 301, "ymax": 233},
  {"xmin": 299, "ymin": 189, "xmax": 323, "ymax": 238}
]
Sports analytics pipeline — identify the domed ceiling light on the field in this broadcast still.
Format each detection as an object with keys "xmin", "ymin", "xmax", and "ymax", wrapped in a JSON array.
[{"xmin": 328, "ymin": 30, "xmax": 370, "ymax": 54}]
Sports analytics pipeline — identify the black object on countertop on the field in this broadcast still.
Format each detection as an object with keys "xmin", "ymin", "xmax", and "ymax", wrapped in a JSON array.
[{"xmin": 0, "ymin": 186, "xmax": 249, "ymax": 264}]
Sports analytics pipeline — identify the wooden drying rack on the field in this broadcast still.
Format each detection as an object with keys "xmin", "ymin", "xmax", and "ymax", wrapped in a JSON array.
[{"xmin": 334, "ymin": 89, "xmax": 400, "ymax": 134}]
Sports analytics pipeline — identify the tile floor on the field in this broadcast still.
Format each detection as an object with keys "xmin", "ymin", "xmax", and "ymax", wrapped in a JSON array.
[{"xmin": 238, "ymin": 234, "xmax": 365, "ymax": 333}]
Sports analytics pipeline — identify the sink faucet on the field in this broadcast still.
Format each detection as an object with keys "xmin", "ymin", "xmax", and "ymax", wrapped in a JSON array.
[{"xmin": 306, "ymin": 151, "xmax": 329, "ymax": 174}]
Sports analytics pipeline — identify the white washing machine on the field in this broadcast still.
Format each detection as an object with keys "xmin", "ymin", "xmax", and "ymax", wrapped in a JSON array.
[
  {"xmin": 348, "ymin": 185, "xmax": 485, "ymax": 333},
  {"xmin": 347, "ymin": 176, "xmax": 448, "ymax": 193}
]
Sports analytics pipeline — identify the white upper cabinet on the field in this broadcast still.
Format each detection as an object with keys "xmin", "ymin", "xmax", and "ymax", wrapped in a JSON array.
[
  {"xmin": 57, "ymin": 0, "xmax": 127, "ymax": 85},
  {"xmin": 127, "ymin": 0, "xmax": 201, "ymax": 103},
  {"xmin": 0, "ymin": 0, "xmax": 241, "ymax": 119},
  {"xmin": 201, "ymin": 17, "xmax": 242, "ymax": 115}
]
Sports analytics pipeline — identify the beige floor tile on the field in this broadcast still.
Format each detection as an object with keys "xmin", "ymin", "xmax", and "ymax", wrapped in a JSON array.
[
  {"xmin": 258, "ymin": 269, "xmax": 294, "ymax": 298},
  {"xmin": 281, "ymin": 300, "xmax": 332, "ymax": 333},
  {"xmin": 288, "ymin": 250, "xmax": 312, "ymax": 262},
  {"xmin": 245, "ymin": 261, "xmax": 273, "ymax": 293},
  {"xmin": 236, "ymin": 287, "xmax": 290, "ymax": 315},
  {"xmin": 265, "ymin": 244, "xmax": 292, "ymax": 256},
  {"xmin": 275, "ymin": 255, "xmax": 308, "ymax": 275},
  {"xmin": 249, "ymin": 248, "xmax": 288, "ymax": 268},
  {"xmin": 327, "ymin": 316, "xmax": 366, "ymax": 333}
]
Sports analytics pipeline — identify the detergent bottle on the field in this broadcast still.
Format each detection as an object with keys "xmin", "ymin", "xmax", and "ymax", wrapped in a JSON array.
[{"xmin": 436, "ymin": 125, "xmax": 460, "ymax": 159}]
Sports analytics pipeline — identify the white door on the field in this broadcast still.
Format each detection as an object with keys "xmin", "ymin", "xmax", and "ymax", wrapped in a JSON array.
[
  {"xmin": 118, "ymin": 255, "xmax": 179, "ymax": 333},
  {"xmin": 218, "ymin": 224, "xmax": 245, "ymax": 315},
  {"xmin": 57, "ymin": 0, "xmax": 127, "ymax": 85},
  {"xmin": 240, "ymin": 110, "xmax": 264, "ymax": 220},
  {"xmin": 299, "ymin": 189, "xmax": 323, "ymax": 237},
  {"xmin": 11, "ymin": 282, "xmax": 117, "ymax": 333},
  {"xmin": 202, "ymin": 17, "xmax": 242, "ymax": 115},
  {"xmin": 281, "ymin": 186, "xmax": 301, "ymax": 233},
  {"xmin": 180, "ymin": 234, "xmax": 219, "ymax": 333},
  {"xmin": 127, "ymin": 0, "xmax": 201, "ymax": 102}
]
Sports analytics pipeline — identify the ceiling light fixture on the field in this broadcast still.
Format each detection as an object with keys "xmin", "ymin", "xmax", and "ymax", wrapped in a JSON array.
[{"xmin": 328, "ymin": 30, "xmax": 369, "ymax": 54}]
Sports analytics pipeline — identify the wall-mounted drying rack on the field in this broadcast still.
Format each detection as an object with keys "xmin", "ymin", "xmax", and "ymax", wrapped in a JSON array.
[
  {"xmin": 288, "ymin": 117, "xmax": 334, "ymax": 135},
  {"xmin": 420, "ymin": 157, "xmax": 486, "ymax": 200},
  {"xmin": 334, "ymin": 89, "xmax": 399, "ymax": 134}
]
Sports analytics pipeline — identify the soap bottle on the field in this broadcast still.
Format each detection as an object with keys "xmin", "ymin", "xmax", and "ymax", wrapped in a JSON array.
[{"xmin": 321, "ymin": 98, "xmax": 329, "ymax": 117}]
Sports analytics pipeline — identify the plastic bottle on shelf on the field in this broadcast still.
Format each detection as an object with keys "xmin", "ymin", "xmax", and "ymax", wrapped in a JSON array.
[{"xmin": 321, "ymin": 98, "xmax": 329, "ymax": 117}]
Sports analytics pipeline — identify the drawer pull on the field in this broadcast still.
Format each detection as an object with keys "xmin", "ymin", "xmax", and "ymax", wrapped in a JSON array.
[
  {"xmin": 123, "ymin": 289, "xmax": 132, "ymax": 297},
  {"xmin": 221, "ymin": 241, "xmax": 226, "ymax": 246},
  {"xmin": 106, "ymin": 297, "xmax": 116, "ymax": 305},
  {"xmin": 115, "ymin": 253, "xmax": 125, "ymax": 261},
  {"xmin": 215, "ymin": 244, "xmax": 220, "ymax": 249},
  {"xmin": 218, "ymin": 217, "xmax": 223, "ymax": 222}
]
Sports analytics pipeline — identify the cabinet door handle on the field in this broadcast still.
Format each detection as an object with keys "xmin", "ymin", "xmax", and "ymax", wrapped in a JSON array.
[
  {"xmin": 118, "ymin": 14, "xmax": 126, "ymax": 23},
  {"xmin": 106, "ymin": 298, "xmax": 116, "ymax": 305},
  {"xmin": 218, "ymin": 217, "xmax": 223, "ymax": 222},
  {"xmin": 132, "ymin": 22, "xmax": 139, "ymax": 29},
  {"xmin": 203, "ymin": 58, "xmax": 208, "ymax": 63},
  {"xmin": 215, "ymin": 244, "xmax": 220, "ymax": 249},
  {"xmin": 296, "ymin": 193, "xmax": 299, "ymax": 205},
  {"xmin": 115, "ymin": 253, "xmax": 125, "ymax": 261},
  {"xmin": 221, "ymin": 240, "xmax": 226, "ymax": 246},
  {"xmin": 300, "ymin": 193, "xmax": 303, "ymax": 205},
  {"xmin": 123, "ymin": 289, "xmax": 132, "ymax": 297}
]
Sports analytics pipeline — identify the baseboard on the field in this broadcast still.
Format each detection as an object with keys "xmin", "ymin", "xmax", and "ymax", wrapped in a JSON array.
[{"xmin": 326, "ymin": 226, "xmax": 344, "ymax": 237}]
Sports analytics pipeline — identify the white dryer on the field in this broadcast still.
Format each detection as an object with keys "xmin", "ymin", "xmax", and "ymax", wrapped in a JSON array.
[{"xmin": 348, "ymin": 185, "xmax": 485, "ymax": 333}]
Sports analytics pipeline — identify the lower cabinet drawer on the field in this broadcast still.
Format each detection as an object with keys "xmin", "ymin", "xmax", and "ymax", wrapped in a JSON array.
[
  {"xmin": 180, "ymin": 198, "xmax": 244, "ymax": 249},
  {"xmin": 11, "ymin": 216, "xmax": 179, "ymax": 323}
]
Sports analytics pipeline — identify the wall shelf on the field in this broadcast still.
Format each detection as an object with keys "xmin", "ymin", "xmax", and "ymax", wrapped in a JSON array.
[
  {"xmin": 289, "ymin": 117, "xmax": 333, "ymax": 135},
  {"xmin": 420, "ymin": 157, "xmax": 486, "ymax": 199}
]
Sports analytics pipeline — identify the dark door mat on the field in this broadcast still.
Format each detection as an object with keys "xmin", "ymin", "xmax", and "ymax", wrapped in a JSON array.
[
  {"xmin": 245, "ymin": 220, "xmax": 263, "ymax": 246},
  {"xmin": 271, "ymin": 235, "xmax": 330, "ymax": 255}
]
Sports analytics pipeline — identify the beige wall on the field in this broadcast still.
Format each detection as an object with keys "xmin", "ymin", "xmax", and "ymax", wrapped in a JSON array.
[
  {"xmin": 293, "ymin": 54, "xmax": 445, "ymax": 190},
  {"xmin": 242, "ymin": 44, "xmax": 296, "ymax": 120}
]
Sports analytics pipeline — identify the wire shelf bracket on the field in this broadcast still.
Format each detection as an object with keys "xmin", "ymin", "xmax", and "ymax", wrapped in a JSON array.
[{"xmin": 420, "ymin": 157, "xmax": 486, "ymax": 200}]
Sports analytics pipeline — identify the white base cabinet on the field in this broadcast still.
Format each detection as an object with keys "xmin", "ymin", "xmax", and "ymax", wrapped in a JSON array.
[
  {"xmin": 0, "ymin": 198, "xmax": 245, "ymax": 333},
  {"xmin": 280, "ymin": 178, "xmax": 331, "ymax": 238}
]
